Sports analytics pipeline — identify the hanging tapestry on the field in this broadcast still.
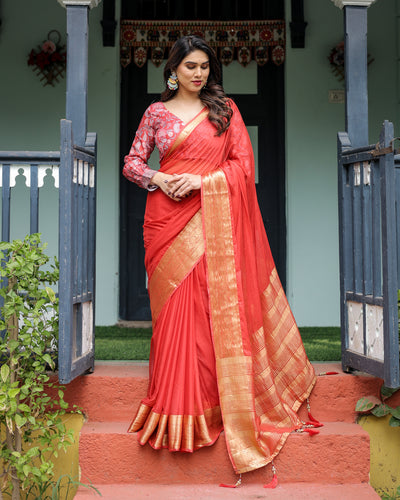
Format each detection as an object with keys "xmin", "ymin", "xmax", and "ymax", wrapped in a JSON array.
[{"xmin": 120, "ymin": 20, "xmax": 285, "ymax": 68}]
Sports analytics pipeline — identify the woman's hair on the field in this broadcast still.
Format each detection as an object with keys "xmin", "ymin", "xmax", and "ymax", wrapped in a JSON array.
[{"xmin": 160, "ymin": 35, "xmax": 232, "ymax": 135}]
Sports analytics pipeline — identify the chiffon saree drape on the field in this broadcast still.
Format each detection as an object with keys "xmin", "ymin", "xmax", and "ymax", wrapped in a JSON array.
[{"xmin": 128, "ymin": 102, "xmax": 316, "ymax": 474}]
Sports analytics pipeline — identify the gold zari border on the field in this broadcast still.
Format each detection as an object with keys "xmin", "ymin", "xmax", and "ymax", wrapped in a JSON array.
[
  {"xmin": 148, "ymin": 210, "xmax": 204, "ymax": 323},
  {"xmin": 166, "ymin": 108, "xmax": 208, "ymax": 159},
  {"xmin": 202, "ymin": 169, "xmax": 316, "ymax": 474},
  {"xmin": 128, "ymin": 403, "xmax": 223, "ymax": 451},
  {"xmin": 202, "ymin": 170, "xmax": 266, "ymax": 472}
]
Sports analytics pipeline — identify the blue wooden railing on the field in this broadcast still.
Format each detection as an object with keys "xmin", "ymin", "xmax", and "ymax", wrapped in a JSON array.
[
  {"xmin": 0, "ymin": 152, "xmax": 60, "ymax": 241},
  {"xmin": 338, "ymin": 120, "xmax": 400, "ymax": 388},
  {"xmin": 0, "ymin": 119, "xmax": 97, "ymax": 384}
]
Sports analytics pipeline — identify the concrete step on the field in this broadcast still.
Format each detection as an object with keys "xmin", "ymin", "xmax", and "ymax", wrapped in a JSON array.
[
  {"xmin": 78, "ymin": 421, "xmax": 370, "ymax": 485},
  {"xmin": 62, "ymin": 361, "xmax": 383, "ymax": 424},
  {"xmin": 74, "ymin": 482, "xmax": 380, "ymax": 499}
]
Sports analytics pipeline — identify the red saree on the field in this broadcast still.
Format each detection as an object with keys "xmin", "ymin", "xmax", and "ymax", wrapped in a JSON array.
[{"xmin": 128, "ymin": 102, "xmax": 316, "ymax": 474}]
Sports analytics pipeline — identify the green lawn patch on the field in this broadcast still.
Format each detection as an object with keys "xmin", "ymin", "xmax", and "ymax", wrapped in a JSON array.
[
  {"xmin": 95, "ymin": 325, "xmax": 341, "ymax": 362},
  {"xmin": 299, "ymin": 326, "xmax": 341, "ymax": 361},
  {"xmin": 95, "ymin": 325, "xmax": 152, "ymax": 360}
]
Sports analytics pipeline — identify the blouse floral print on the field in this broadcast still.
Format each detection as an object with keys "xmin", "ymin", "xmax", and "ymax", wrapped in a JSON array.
[{"xmin": 123, "ymin": 102, "xmax": 185, "ymax": 190}]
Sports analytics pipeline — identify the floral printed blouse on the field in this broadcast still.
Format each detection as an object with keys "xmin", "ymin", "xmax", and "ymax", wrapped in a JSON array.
[{"xmin": 123, "ymin": 102, "xmax": 185, "ymax": 190}]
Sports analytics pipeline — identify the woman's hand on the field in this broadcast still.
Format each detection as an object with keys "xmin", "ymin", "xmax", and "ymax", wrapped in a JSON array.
[
  {"xmin": 167, "ymin": 173, "xmax": 201, "ymax": 199},
  {"xmin": 151, "ymin": 172, "xmax": 201, "ymax": 201},
  {"xmin": 151, "ymin": 172, "xmax": 183, "ymax": 202}
]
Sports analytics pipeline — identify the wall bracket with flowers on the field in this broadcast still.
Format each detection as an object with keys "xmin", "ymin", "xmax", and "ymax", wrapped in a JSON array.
[
  {"xmin": 328, "ymin": 40, "xmax": 374, "ymax": 82},
  {"xmin": 28, "ymin": 30, "xmax": 66, "ymax": 87}
]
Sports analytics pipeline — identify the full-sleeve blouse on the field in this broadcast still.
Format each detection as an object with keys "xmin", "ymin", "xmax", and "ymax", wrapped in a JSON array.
[{"xmin": 123, "ymin": 102, "xmax": 185, "ymax": 190}]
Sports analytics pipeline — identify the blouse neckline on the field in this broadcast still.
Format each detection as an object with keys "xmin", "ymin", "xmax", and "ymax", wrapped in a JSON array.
[{"xmin": 160, "ymin": 102, "xmax": 207, "ymax": 126}]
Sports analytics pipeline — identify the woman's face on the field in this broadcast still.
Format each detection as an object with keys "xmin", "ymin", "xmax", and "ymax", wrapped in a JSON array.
[{"xmin": 175, "ymin": 50, "xmax": 210, "ymax": 95}]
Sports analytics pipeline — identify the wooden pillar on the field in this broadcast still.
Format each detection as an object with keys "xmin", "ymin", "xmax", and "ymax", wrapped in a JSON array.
[
  {"xmin": 331, "ymin": 0, "xmax": 377, "ymax": 147},
  {"xmin": 57, "ymin": 0, "xmax": 101, "ymax": 147},
  {"xmin": 290, "ymin": 0, "xmax": 307, "ymax": 48}
]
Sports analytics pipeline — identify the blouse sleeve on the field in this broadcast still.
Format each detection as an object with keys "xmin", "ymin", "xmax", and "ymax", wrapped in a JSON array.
[{"xmin": 123, "ymin": 106, "xmax": 159, "ymax": 191}]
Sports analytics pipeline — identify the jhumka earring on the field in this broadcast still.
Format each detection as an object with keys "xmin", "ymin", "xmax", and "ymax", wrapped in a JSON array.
[{"xmin": 167, "ymin": 71, "xmax": 179, "ymax": 90}]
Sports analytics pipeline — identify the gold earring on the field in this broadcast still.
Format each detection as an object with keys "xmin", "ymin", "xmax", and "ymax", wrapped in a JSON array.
[{"xmin": 167, "ymin": 71, "xmax": 179, "ymax": 90}]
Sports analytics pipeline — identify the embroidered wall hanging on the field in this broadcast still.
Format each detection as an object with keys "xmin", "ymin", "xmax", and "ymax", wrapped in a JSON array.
[{"xmin": 120, "ymin": 20, "xmax": 285, "ymax": 68}]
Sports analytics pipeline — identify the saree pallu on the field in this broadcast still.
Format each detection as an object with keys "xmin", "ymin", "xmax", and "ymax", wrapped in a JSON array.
[{"xmin": 128, "ymin": 103, "xmax": 316, "ymax": 474}]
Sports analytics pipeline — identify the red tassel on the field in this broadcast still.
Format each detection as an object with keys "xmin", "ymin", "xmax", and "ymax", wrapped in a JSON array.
[
  {"xmin": 263, "ymin": 473, "xmax": 278, "ymax": 489},
  {"xmin": 306, "ymin": 398, "xmax": 323, "ymax": 428},
  {"xmin": 307, "ymin": 412, "xmax": 323, "ymax": 428},
  {"xmin": 219, "ymin": 474, "xmax": 242, "ymax": 488},
  {"xmin": 306, "ymin": 420, "xmax": 323, "ymax": 428},
  {"xmin": 304, "ymin": 428, "xmax": 319, "ymax": 436}
]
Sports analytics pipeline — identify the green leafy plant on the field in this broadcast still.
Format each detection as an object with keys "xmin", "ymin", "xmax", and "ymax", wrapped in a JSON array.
[
  {"xmin": 0, "ymin": 234, "xmax": 75, "ymax": 500},
  {"xmin": 355, "ymin": 385, "xmax": 400, "ymax": 427},
  {"xmin": 23, "ymin": 473, "xmax": 101, "ymax": 499}
]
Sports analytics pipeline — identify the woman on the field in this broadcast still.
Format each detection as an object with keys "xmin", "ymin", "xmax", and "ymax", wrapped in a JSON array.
[{"xmin": 123, "ymin": 35, "xmax": 316, "ymax": 478}]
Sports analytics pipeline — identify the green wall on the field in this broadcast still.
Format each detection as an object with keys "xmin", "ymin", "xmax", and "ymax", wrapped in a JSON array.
[
  {"xmin": 0, "ymin": 0, "xmax": 397, "ymax": 326},
  {"xmin": 285, "ymin": 0, "xmax": 397, "ymax": 326},
  {"xmin": 0, "ymin": 0, "xmax": 120, "ymax": 325}
]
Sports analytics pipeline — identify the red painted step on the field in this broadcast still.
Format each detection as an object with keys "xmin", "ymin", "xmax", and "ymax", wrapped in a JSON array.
[
  {"xmin": 78, "ymin": 421, "xmax": 370, "ymax": 485},
  {"xmin": 67, "ymin": 362, "xmax": 382, "ymax": 497},
  {"xmin": 74, "ymin": 482, "xmax": 380, "ymax": 499},
  {"xmin": 62, "ymin": 361, "xmax": 383, "ymax": 424}
]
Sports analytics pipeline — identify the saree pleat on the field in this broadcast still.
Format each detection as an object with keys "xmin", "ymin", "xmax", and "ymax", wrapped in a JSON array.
[
  {"xmin": 128, "ymin": 255, "xmax": 223, "ymax": 451},
  {"xmin": 128, "ymin": 101, "xmax": 316, "ymax": 473}
]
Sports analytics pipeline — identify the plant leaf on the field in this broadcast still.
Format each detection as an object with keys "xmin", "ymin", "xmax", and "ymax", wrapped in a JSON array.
[
  {"xmin": 380, "ymin": 385, "xmax": 400, "ymax": 400},
  {"xmin": 15, "ymin": 413, "xmax": 27, "ymax": 428},
  {"xmin": 389, "ymin": 406, "xmax": 400, "ymax": 419},
  {"xmin": 45, "ymin": 286, "xmax": 56, "ymax": 303},
  {"xmin": 355, "ymin": 396, "xmax": 381, "ymax": 413},
  {"xmin": 371, "ymin": 404, "xmax": 392, "ymax": 417},
  {"xmin": 1, "ymin": 363, "xmax": 10, "ymax": 383},
  {"xmin": 389, "ymin": 415, "xmax": 400, "ymax": 427}
]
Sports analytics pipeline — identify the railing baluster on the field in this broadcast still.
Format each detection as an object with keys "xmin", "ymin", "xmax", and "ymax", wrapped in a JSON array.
[
  {"xmin": 88, "ymin": 163, "xmax": 96, "ymax": 299},
  {"xmin": 372, "ymin": 159, "xmax": 382, "ymax": 297},
  {"xmin": 82, "ymin": 162, "xmax": 89, "ymax": 298},
  {"xmin": 395, "ymin": 162, "xmax": 400, "ymax": 288},
  {"xmin": 77, "ymin": 160, "xmax": 84, "ymax": 300},
  {"xmin": 362, "ymin": 162, "xmax": 373, "ymax": 296},
  {"xmin": 2, "ymin": 164, "xmax": 11, "ymax": 242},
  {"xmin": 30, "ymin": 164, "xmax": 39, "ymax": 234},
  {"xmin": 352, "ymin": 164, "xmax": 363, "ymax": 293}
]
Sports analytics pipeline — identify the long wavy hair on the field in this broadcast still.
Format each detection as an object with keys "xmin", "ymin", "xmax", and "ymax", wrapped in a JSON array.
[{"xmin": 160, "ymin": 36, "xmax": 232, "ymax": 136}]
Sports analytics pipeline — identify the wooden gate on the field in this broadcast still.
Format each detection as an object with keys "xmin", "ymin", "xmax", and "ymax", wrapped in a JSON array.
[
  {"xmin": 0, "ymin": 118, "xmax": 97, "ymax": 384},
  {"xmin": 338, "ymin": 120, "xmax": 400, "ymax": 388},
  {"xmin": 58, "ymin": 119, "xmax": 97, "ymax": 384}
]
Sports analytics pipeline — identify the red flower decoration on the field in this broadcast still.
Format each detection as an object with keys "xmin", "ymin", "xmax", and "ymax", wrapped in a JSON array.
[{"xmin": 27, "ymin": 31, "xmax": 66, "ymax": 87}]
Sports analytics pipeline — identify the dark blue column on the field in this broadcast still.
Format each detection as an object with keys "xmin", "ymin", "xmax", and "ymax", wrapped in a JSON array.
[
  {"xmin": 65, "ymin": 5, "xmax": 89, "ymax": 147},
  {"xmin": 344, "ymin": 6, "xmax": 369, "ymax": 147}
]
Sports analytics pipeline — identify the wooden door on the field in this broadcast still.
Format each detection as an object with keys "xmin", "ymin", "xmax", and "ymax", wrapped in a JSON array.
[{"xmin": 119, "ymin": 0, "xmax": 285, "ymax": 320}]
